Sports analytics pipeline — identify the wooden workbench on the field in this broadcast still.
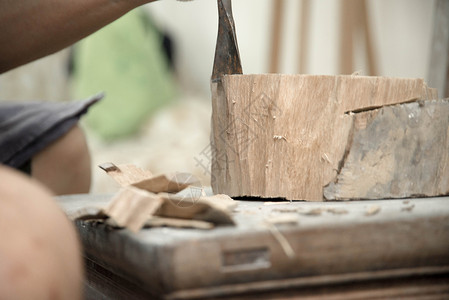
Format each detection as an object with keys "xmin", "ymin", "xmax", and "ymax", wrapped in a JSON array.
[{"xmin": 58, "ymin": 194, "xmax": 449, "ymax": 299}]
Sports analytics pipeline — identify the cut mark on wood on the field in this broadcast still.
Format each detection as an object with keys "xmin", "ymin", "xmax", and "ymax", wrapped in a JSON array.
[{"xmin": 344, "ymin": 97, "xmax": 419, "ymax": 114}]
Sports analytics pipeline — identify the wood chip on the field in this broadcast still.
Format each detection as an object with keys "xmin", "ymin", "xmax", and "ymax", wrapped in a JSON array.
[
  {"xmin": 99, "ymin": 163, "xmax": 153, "ymax": 187},
  {"xmin": 401, "ymin": 204, "xmax": 415, "ymax": 212},
  {"xmin": 103, "ymin": 187, "xmax": 163, "ymax": 233},
  {"xmin": 365, "ymin": 205, "xmax": 381, "ymax": 216},
  {"xmin": 326, "ymin": 207, "xmax": 349, "ymax": 215},
  {"xmin": 300, "ymin": 208, "xmax": 324, "ymax": 216},
  {"xmin": 99, "ymin": 163, "xmax": 199, "ymax": 194},
  {"xmin": 132, "ymin": 172, "xmax": 200, "ymax": 194},
  {"xmin": 145, "ymin": 217, "xmax": 214, "ymax": 230},
  {"xmin": 156, "ymin": 194, "xmax": 235, "ymax": 225}
]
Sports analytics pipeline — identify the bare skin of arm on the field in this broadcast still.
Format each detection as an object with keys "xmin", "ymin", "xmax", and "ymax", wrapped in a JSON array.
[{"xmin": 0, "ymin": 0, "xmax": 156, "ymax": 73}]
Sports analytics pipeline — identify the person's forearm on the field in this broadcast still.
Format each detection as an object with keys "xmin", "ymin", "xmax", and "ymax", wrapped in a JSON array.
[{"xmin": 0, "ymin": 0, "xmax": 154, "ymax": 73}]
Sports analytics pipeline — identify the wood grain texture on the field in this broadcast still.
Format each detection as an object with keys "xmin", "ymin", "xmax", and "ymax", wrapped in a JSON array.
[
  {"xmin": 428, "ymin": 0, "xmax": 449, "ymax": 98},
  {"xmin": 211, "ymin": 74, "xmax": 438, "ymax": 201}
]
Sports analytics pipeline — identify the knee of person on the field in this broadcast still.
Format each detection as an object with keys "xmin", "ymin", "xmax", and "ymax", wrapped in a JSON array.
[
  {"xmin": 32, "ymin": 125, "xmax": 92, "ymax": 195},
  {"xmin": 0, "ymin": 166, "xmax": 83, "ymax": 299}
]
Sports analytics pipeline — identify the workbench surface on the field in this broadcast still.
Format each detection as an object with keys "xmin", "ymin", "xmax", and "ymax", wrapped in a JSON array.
[{"xmin": 58, "ymin": 194, "xmax": 449, "ymax": 299}]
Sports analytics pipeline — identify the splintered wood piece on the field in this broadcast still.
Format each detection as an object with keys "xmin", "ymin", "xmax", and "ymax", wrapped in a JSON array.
[
  {"xmin": 103, "ymin": 187, "xmax": 163, "ymax": 233},
  {"xmin": 324, "ymin": 99, "xmax": 449, "ymax": 200},
  {"xmin": 211, "ymin": 74, "xmax": 438, "ymax": 201},
  {"xmin": 99, "ymin": 163, "xmax": 153, "ymax": 187},
  {"xmin": 155, "ymin": 193, "xmax": 235, "ymax": 225},
  {"xmin": 145, "ymin": 217, "xmax": 214, "ymax": 230},
  {"xmin": 132, "ymin": 173, "xmax": 200, "ymax": 194}
]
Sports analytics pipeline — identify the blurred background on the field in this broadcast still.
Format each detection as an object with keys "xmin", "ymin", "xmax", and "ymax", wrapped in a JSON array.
[{"xmin": 0, "ymin": 0, "xmax": 440, "ymax": 193}]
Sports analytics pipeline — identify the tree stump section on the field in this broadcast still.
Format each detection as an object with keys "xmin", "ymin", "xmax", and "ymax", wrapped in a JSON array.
[{"xmin": 211, "ymin": 74, "xmax": 440, "ymax": 201}]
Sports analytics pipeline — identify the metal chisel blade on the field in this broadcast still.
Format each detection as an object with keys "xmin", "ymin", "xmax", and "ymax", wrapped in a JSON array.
[{"xmin": 211, "ymin": 0, "xmax": 243, "ymax": 82}]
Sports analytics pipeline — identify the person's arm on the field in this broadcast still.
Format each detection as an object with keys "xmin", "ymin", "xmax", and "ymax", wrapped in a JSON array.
[{"xmin": 0, "ymin": 0, "xmax": 156, "ymax": 73}]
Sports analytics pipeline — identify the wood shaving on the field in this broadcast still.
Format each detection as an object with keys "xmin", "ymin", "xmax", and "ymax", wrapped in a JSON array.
[
  {"xmin": 326, "ymin": 207, "xmax": 349, "ymax": 215},
  {"xmin": 300, "ymin": 208, "xmax": 323, "ymax": 216},
  {"xmin": 365, "ymin": 205, "xmax": 381, "ymax": 216},
  {"xmin": 401, "ymin": 204, "xmax": 415, "ymax": 212}
]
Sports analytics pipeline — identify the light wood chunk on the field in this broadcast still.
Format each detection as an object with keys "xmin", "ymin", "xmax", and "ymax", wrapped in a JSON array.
[
  {"xmin": 99, "ymin": 163, "xmax": 153, "ymax": 187},
  {"xmin": 103, "ymin": 187, "xmax": 163, "ymax": 233},
  {"xmin": 132, "ymin": 173, "xmax": 200, "ymax": 194}
]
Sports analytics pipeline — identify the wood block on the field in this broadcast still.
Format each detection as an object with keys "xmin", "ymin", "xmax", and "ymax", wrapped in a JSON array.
[{"xmin": 211, "ymin": 74, "xmax": 438, "ymax": 201}]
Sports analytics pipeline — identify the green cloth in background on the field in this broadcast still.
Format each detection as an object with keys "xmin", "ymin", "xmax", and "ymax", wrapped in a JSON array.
[{"xmin": 72, "ymin": 8, "xmax": 176, "ymax": 140}]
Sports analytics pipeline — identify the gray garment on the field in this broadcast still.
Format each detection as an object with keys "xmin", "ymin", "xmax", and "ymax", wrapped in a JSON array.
[{"xmin": 0, "ymin": 94, "xmax": 102, "ymax": 168}]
